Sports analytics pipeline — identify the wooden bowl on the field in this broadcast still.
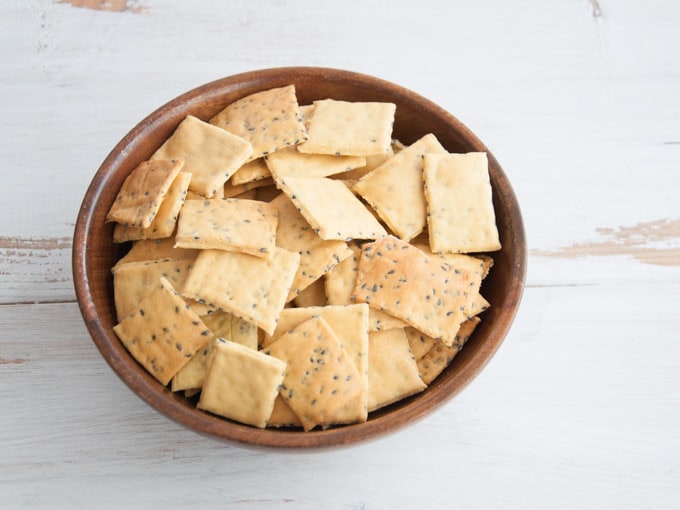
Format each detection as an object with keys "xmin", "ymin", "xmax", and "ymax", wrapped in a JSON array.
[{"xmin": 73, "ymin": 67, "xmax": 526, "ymax": 448}]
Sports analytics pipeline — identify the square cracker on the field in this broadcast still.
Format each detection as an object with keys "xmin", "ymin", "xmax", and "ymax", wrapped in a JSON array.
[
  {"xmin": 230, "ymin": 158, "xmax": 272, "ymax": 186},
  {"xmin": 224, "ymin": 177, "xmax": 275, "ymax": 199},
  {"xmin": 113, "ymin": 236, "xmax": 198, "ymax": 268},
  {"xmin": 265, "ymin": 146, "xmax": 366, "ymax": 179},
  {"xmin": 113, "ymin": 277, "xmax": 213, "ymax": 385},
  {"xmin": 403, "ymin": 327, "xmax": 437, "ymax": 360},
  {"xmin": 270, "ymin": 194, "xmax": 353, "ymax": 301},
  {"xmin": 367, "ymin": 328, "xmax": 426, "ymax": 412},
  {"xmin": 276, "ymin": 176, "xmax": 387, "ymax": 241},
  {"xmin": 423, "ymin": 152, "xmax": 501, "ymax": 253},
  {"xmin": 210, "ymin": 85, "xmax": 307, "ymax": 161},
  {"xmin": 175, "ymin": 198, "xmax": 278, "ymax": 257},
  {"xmin": 417, "ymin": 317, "xmax": 480, "ymax": 385},
  {"xmin": 324, "ymin": 242, "xmax": 407, "ymax": 332},
  {"xmin": 152, "ymin": 115, "xmax": 253, "ymax": 198},
  {"xmin": 351, "ymin": 236, "xmax": 476, "ymax": 346},
  {"xmin": 198, "ymin": 338, "xmax": 286, "ymax": 428},
  {"xmin": 113, "ymin": 171, "xmax": 191, "ymax": 243},
  {"xmin": 264, "ymin": 316, "xmax": 363, "ymax": 431},
  {"xmin": 181, "ymin": 247, "xmax": 300, "ymax": 335},
  {"xmin": 353, "ymin": 133, "xmax": 447, "ymax": 241},
  {"xmin": 106, "ymin": 158, "xmax": 184, "ymax": 228},
  {"xmin": 112, "ymin": 257, "xmax": 196, "ymax": 321},
  {"xmin": 297, "ymin": 99, "xmax": 395, "ymax": 156}
]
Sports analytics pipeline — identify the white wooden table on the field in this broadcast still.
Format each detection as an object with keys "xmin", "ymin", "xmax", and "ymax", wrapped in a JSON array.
[{"xmin": 3, "ymin": 1, "xmax": 679, "ymax": 508}]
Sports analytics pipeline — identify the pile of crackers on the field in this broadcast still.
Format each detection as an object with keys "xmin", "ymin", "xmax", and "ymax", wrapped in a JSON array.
[{"xmin": 106, "ymin": 85, "xmax": 501, "ymax": 431}]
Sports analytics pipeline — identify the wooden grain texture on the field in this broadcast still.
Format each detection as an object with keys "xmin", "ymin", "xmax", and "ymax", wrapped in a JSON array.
[{"xmin": 2, "ymin": 0, "xmax": 680, "ymax": 507}]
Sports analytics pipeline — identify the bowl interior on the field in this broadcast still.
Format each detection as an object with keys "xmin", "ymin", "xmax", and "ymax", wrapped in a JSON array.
[{"xmin": 73, "ymin": 67, "xmax": 526, "ymax": 448}]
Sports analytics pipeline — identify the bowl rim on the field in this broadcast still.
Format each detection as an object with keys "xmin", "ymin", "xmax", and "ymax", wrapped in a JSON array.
[{"xmin": 73, "ymin": 66, "xmax": 526, "ymax": 448}]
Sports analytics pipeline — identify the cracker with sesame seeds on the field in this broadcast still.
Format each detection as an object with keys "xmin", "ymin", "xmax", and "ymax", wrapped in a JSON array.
[
  {"xmin": 324, "ymin": 242, "xmax": 407, "ymax": 332},
  {"xmin": 106, "ymin": 158, "xmax": 184, "ymax": 229},
  {"xmin": 293, "ymin": 278, "xmax": 327, "ymax": 308},
  {"xmin": 230, "ymin": 158, "xmax": 272, "ymax": 186},
  {"xmin": 266, "ymin": 145, "xmax": 366, "ymax": 179},
  {"xmin": 423, "ymin": 152, "xmax": 501, "ymax": 253},
  {"xmin": 113, "ymin": 236, "xmax": 198, "ymax": 268},
  {"xmin": 269, "ymin": 193, "xmax": 353, "ymax": 301},
  {"xmin": 224, "ymin": 177, "xmax": 275, "ymax": 199},
  {"xmin": 351, "ymin": 235, "xmax": 476, "ymax": 346},
  {"xmin": 264, "ymin": 316, "xmax": 364, "ymax": 431},
  {"xmin": 113, "ymin": 277, "xmax": 213, "ymax": 386},
  {"xmin": 210, "ymin": 85, "xmax": 308, "ymax": 161},
  {"xmin": 353, "ymin": 133, "xmax": 447, "ymax": 241},
  {"xmin": 181, "ymin": 246, "xmax": 300, "ymax": 335},
  {"xmin": 267, "ymin": 395, "xmax": 303, "ymax": 428},
  {"xmin": 175, "ymin": 198, "xmax": 278, "ymax": 258},
  {"xmin": 152, "ymin": 115, "xmax": 253, "ymax": 198},
  {"xmin": 261, "ymin": 303, "xmax": 370, "ymax": 425},
  {"xmin": 297, "ymin": 99, "xmax": 395, "ymax": 156},
  {"xmin": 367, "ymin": 328, "xmax": 426, "ymax": 412},
  {"xmin": 276, "ymin": 176, "xmax": 387, "ymax": 241},
  {"xmin": 417, "ymin": 317, "xmax": 480, "ymax": 385},
  {"xmin": 112, "ymin": 257, "xmax": 196, "ymax": 321},
  {"xmin": 113, "ymin": 171, "xmax": 191, "ymax": 243},
  {"xmin": 403, "ymin": 327, "xmax": 437, "ymax": 360},
  {"xmin": 198, "ymin": 338, "xmax": 286, "ymax": 429}
]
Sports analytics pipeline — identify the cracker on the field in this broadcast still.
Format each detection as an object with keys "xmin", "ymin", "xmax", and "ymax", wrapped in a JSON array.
[
  {"xmin": 293, "ymin": 277, "xmax": 327, "ymax": 308},
  {"xmin": 264, "ymin": 316, "xmax": 364, "ymax": 431},
  {"xmin": 113, "ymin": 236, "xmax": 198, "ymax": 268},
  {"xmin": 106, "ymin": 158, "xmax": 184, "ymax": 228},
  {"xmin": 224, "ymin": 177, "xmax": 275, "ymax": 199},
  {"xmin": 270, "ymin": 193, "xmax": 353, "ymax": 301},
  {"xmin": 276, "ymin": 176, "xmax": 387, "ymax": 241},
  {"xmin": 171, "ymin": 336, "xmax": 213, "ymax": 392},
  {"xmin": 198, "ymin": 338, "xmax": 286, "ymax": 428},
  {"xmin": 324, "ymin": 242, "xmax": 407, "ymax": 332},
  {"xmin": 267, "ymin": 395, "xmax": 303, "ymax": 428},
  {"xmin": 152, "ymin": 115, "xmax": 253, "ymax": 198},
  {"xmin": 353, "ymin": 133, "xmax": 447, "ymax": 241},
  {"xmin": 262, "ymin": 304, "xmax": 370, "ymax": 424},
  {"xmin": 332, "ymin": 149, "xmax": 393, "ymax": 181},
  {"xmin": 367, "ymin": 328, "xmax": 426, "ymax": 412},
  {"xmin": 181, "ymin": 247, "xmax": 300, "ymax": 335},
  {"xmin": 266, "ymin": 146, "xmax": 366, "ymax": 179},
  {"xmin": 113, "ymin": 171, "xmax": 191, "ymax": 243},
  {"xmin": 210, "ymin": 85, "xmax": 307, "ymax": 160},
  {"xmin": 298, "ymin": 99, "xmax": 395, "ymax": 156},
  {"xmin": 175, "ymin": 198, "xmax": 278, "ymax": 257},
  {"xmin": 230, "ymin": 158, "xmax": 272, "ymax": 186},
  {"xmin": 351, "ymin": 236, "xmax": 476, "ymax": 345},
  {"xmin": 113, "ymin": 277, "xmax": 213, "ymax": 385},
  {"xmin": 423, "ymin": 152, "xmax": 501, "ymax": 253},
  {"xmin": 112, "ymin": 257, "xmax": 196, "ymax": 321},
  {"xmin": 404, "ymin": 327, "xmax": 437, "ymax": 360},
  {"xmin": 417, "ymin": 317, "xmax": 480, "ymax": 384}
]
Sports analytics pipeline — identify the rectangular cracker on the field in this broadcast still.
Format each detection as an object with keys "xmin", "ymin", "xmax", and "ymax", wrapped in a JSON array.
[
  {"xmin": 198, "ymin": 338, "xmax": 286, "ymax": 428},
  {"xmin": 276, "ymin": 176, "xmax": 387, "ymax": 241},
  {"xmin": 230, "ymin": 158, "xmax": 272, "ymax": 186},
  {"xmin": 152, "ymin": 115, "xmax": 253, "ymax": 198},
  {"xmin": 175, "ymin": 198, "xmax": 278, "ymax": 257},
  {"xmin": 112, "ymin": 257, "xmax": 196, "ymax": 321},
  {"xmin": 113, "ymin": 277, "xmax": 213, "ymax": 385},
  {"xmin": 113, "ymin": 236, "xmax": 198, "ymax": 268},
  {"xmin": 106, "ymin": 158, "xmax": 184, "ymax": 228},
  {"xmin": 297, "ymin": 99, "xmax": 395, "ymax": 156},
  {"xmin": 261, "ymin": 303, "xmax": 370, "ymax": 425},
  {"xmin": 324, "ymin": 242, "xmax": 407, "ymax": 332},
  {"xmin": 224, "ymin": 177, "xmax": 275, "ymax": 198},
  {"xmin": 367, "ymin": 328, "xmax": 426, "ymax": 412},
  {"xmin": 351, "ymin": 236, "xmax": 476, "ymax": 345},
  {"xmin": 353, "ymin": 133, "xmax": 447, "ymax": 241},
  {"xmin": 210, "ymin": 85, "xmax": 308, "ymax": 160},
  {"xmin": 266, "ymin": 146, "xmax": 366, "ymax": 179},
  {"xmin": 404, "ymin": 326, "xmax": 437, "ymax": 360},
  {"xmin": 423, "ymin": 152, "xmax": 501, "ymax": 253},
  {"xmin": 417, "ymin": 317, "xmax": 480, "ymax": 385},
  {"xmin": 270, "ymin": 193, "xmax": 353, "ymax": 301},
  {"xmin": 181, "ymin": 246, "xmax": 300, "ymax": 335},
  {"xmin": 267, "ymin": 395, "xmax": 303, "ymax": 428},
  {"xmin": 264, "ymin": 316, "xmax": 364, "ymax": 431},
  {"xmin": 113, "ymin": 171, "xmax": 191, "ymax": 243}
]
